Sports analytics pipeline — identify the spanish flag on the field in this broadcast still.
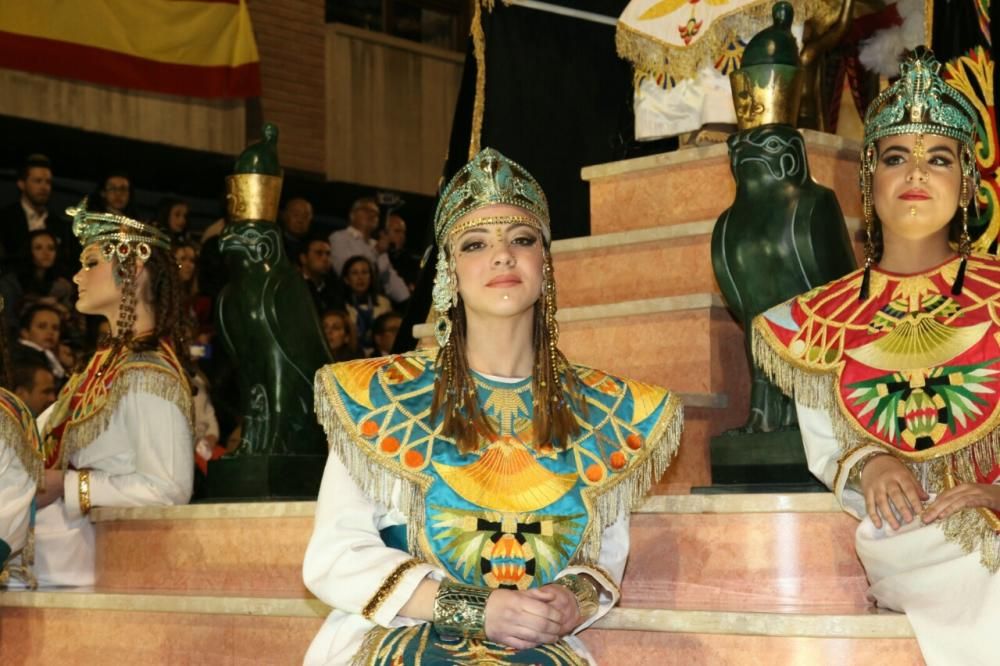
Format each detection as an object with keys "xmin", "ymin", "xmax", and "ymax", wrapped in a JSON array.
[{"xmin": 0, "ymin": 0, "xmax": 261, "ymax": 99}]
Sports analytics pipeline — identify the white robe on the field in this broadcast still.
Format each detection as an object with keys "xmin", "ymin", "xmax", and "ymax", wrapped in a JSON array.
[
  {"xmin": 302, "ymin": 451, "xmax": 629, "ymax": 666},
  {"xmin": 798, "ymin": 403, "xmax": 1000, "ymax": 666},
  {"xmin": 34, "ymin": 390, "xmax": 194, "ymax": 587},
  {"xmin": 0, "ymin": 431, "xmax": 36, "ymax": 579}
]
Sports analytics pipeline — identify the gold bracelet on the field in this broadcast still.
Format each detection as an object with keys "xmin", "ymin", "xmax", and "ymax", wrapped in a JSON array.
[
  {"xmin": 78, "ymin": 470, "xmax": 92, "ymax": 514},
  {"xmin": 846, "ymin": 452, "xmax": 888, "ymax": 491},
  {"xmin": 432, "ymin": 579, "xmax": 491, "ymax": 639},
  {"xmin": 553, "ymin": 574, "xmax": 600, "ymax": 620}
]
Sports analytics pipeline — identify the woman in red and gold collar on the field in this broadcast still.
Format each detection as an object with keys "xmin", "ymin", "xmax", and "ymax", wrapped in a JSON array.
[
  {"xmin": 31, "ymin": 199, "xmax": 194, "ymax": 588},
  {"xmin": 754, "ymin": 49, "xmax": 998, "ymax": 666}
]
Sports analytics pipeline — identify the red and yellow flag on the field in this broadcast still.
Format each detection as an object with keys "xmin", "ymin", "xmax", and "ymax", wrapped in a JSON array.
[{"xmin": 0, "ymin": 0, "xmax": 261, "ymax": 98}]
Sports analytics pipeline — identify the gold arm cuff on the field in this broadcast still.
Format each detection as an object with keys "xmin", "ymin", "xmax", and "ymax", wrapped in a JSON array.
[
  {"xmin": 553, "ymin": 574, "xmax": 600, "ymax": 620},
  {"xmin": 845, "ymin": 451, "xmax": 889, "ymax": 492},
  {"xmin": 432, "ymin": 579, "xmax": 491, "ymax": 639},
  {"xmin": 78, "ymin": 469, "xmax": 92, "ymax": 515}
]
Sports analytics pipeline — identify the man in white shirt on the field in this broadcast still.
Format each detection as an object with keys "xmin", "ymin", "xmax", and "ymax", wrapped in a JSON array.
[{"xmin": 329, "ymin": 197, "xmax": 410, "ymax": 305}]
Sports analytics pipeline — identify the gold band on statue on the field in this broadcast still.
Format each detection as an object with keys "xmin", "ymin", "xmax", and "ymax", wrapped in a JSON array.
[
  {"xmin": 432, "ymin": 579, "xmax": 491, "ymax": 638},
  {"xmin": 553, "ymin": 574, "xmax": 599, "ymax": 620},
  {"xmin": 78, "ymin": 469, "xmax": 92, "ymax": 514}
]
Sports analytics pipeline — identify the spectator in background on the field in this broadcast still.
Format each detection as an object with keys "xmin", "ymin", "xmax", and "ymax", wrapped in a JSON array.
[
  {"xmin": 0, "ymin": 153, "xmax": 78, "ymax": 273},
  {"xmin": 340, "ymin": 255, "xmax": 391, "ymax": 352},
  {"xmin": 10, "ymin": 357, "xmax": 56, "ymax": 416},
  {"xmin": 299, "ymin": 237, "xmax": 344, "ymax": 315},
  {"xmin": 370, "ymin": 311, "xmax": 402, "ymax": 357},
  {"xmin": 157, "ymin": 197, "xmax": 192, "ymax": 245},
  {"xmin": 329, "ymin": 197, "xmax": 410, "ymax": 306},
  {"xmin": 91, "ymin": 170, "xmax": 136, "ymax": 218},
  {"xmin": 385, "ymin": 213, "xmax": 421, "ymax": 291},
  {"xmin": 0, "ymin": 230, "xmax": 75, "ymax": 331},
  {"xmin": 13, "ymin": 303, "xmax": 66, "ymax": 383},
  {"xmin": 281, "ymin": 197, "xmax": 314, "ymax": 263},
  {"xmin": 174, "ymin": 242, "xmax": 212, "ymax": 340},
  {"xmin": 320, "ymin": 309, "xmax": 362, "ymax": 362}
]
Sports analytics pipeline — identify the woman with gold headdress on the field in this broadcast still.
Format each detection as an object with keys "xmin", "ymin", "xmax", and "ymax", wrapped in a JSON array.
[
  {"xmin": 31, "ymin": 201, "xmax": 194, "ymax": 587},
  {"xmin": 753, "ymin": 49, "xmax": 998, "ymax": 665},
  {"xmin": 303, "ymin": 148, "xmax": 682, "ymax": 665}
]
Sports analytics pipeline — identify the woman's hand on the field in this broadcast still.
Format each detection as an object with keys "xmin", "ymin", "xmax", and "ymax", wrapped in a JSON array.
[
  {"xmin": 484, "ymin": 588, "xmax": 566, "ymax": 649},
  {"xmin": 861, "ymin": 454, "xmax": 928, "ymax": 530},
  {"xmin": 524, "ymin": 584, "xmax": 582, "ymax": 636},
  {"xmin": 36, "ymin": 469, "xmax": 65, "ymax": 508},
  {"xmin": 921, "ymin": 483, "xmax": 1000, "ymax": 524}
]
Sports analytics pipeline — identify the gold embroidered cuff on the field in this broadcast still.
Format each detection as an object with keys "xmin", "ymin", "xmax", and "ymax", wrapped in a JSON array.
[
  {"xmin": 432, "ymin": 579, "xmax": 491, "ymax": 639},
  {"xmin": 78, "ymin": 470, "xmax": 92, "ymax": 515},
  {"xmin": 553, "ymin": 574, "xmax": 599, "ymax": 620},
  {"xmin": 362, "ymin": 558, "xmax": 420, "ymax": 620},
  {"xmin": 846, "ymin": 451, "xmax": 888, "ymax": 492}
]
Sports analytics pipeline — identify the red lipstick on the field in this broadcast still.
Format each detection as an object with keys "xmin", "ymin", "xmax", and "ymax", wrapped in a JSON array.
[{"xmin": 899, "ymin": 188, "xmax": 931, "ymax": 201}]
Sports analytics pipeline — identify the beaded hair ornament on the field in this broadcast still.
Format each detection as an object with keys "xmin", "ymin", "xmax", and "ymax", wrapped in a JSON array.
[
  {"xmin": 67, "ymin": 199, "xmax": 172, "ymax": 344},
  {"xmin": 859, "ymin": 48, "xmax": 980, "ymax": 299}
]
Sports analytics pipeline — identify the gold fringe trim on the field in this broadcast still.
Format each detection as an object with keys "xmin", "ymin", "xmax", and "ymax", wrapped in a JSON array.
[
  {"xmin": 1, "ymin": 529, "xmax": 37, "ymax": 590},
  {"xmin": 0, "ymin": 409, "xmax": 42, "ymax": 485},
  {"xmin": 615, "ymin": 0, "xmax": 838, "ymax": 83},
  {"xmin": 55, "ymin": 366, "xmax": 194, "ymax": 470},
  {"xmin": 362, "ymin": 558, "xmax": 421, "ymax": 620},
  {"xmin": 574, "ymin": 393, "xmax": 684, "ymax": 564},
  {"xmin": 754, "ymin": 323, "xmax": 1000, "ymax": 572}
]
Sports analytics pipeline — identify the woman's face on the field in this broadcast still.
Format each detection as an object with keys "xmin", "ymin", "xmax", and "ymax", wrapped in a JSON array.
[
  {"xmin": 169, "ymin": 203, "xmax": 189, "ymax": 234},
  {"xmin": 74, "ymin": 245, "xmax": 122, "ymax": 319},
  {"xmin": 873, "ymin": 133, "xmax": 964, "ymax": 244},
  {"xmin": 174, "ymin": 246, "xmax": 197, "ymax": 283},
  {"xmin": 31, "ymin": 234, "xmax": 57, "ymax": 270},
  {"xmin": 346, "ymin": 260, "xmax": 372, "ymax": 295},
  {"xmin": 451, "ymin": 205, "xmax": 544, "ymax": 320},
  {"xmin": 322, "ymin": 313, "xmax": 347, "ymax": 350}
]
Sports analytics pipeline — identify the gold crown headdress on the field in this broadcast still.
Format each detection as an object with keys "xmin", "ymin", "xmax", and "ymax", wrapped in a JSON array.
[{"xmin": 67, "ymin": 198, "xmax": 171, "ymax": 264}]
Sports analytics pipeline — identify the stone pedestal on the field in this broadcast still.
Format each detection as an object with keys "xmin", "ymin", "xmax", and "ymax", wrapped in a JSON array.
[
  {"xmin": 707, "ymin": 429, "xmax": 825, "ymax": 491},
  {"xmin": 203, "ymin": 455, "xmax": 327, "ymax": 501}
]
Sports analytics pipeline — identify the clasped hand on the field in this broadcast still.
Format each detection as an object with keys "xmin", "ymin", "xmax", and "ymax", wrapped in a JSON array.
[
  {"xmin": 861, "ymin": 454, "xmax": 1000, "ymax": 529},
  {"xmin": 484, "ymin": 584, "xmax": 582, "ymax": 650}
]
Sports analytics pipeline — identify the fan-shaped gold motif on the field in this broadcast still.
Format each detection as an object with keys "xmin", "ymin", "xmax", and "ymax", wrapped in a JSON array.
[{"xmin": 846, "ymin": 318, "xmax": 990, "ymax": 371}]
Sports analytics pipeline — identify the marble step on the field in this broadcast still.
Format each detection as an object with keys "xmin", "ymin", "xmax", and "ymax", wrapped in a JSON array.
[
  {"xmin": 88, "ymin": 495, "xmax": 868, "ymax": 611},
  {"xmin": 583, "ymin": 129, "xmax": 863, "ymax": 236},
  {"xmin": 550, "ymin": 218, "xmax": 864, "ymax": 309},
  {"xmin": 0, "ymin": 588, "xmax": 922, "ymax": 665}
]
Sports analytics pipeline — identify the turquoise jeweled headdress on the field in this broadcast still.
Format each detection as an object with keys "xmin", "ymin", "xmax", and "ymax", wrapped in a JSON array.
[
  {"xmin": 67, "ymin": 198, "xmax": 171, "ymax": 264},
  {"xmin": 433, "ymin": 148, "xmax": 550, "ymax": 246}
]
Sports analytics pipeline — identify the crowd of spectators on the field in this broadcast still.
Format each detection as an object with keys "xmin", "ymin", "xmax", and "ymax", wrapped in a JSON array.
[{"xmin": 0, "ymin": 153, "xmax": 418, "ymax": 491}]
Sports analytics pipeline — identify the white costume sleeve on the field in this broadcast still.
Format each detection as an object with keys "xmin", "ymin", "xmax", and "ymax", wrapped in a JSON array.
[
  {"xmin": 559, "ymin": 511, "xmax": 629, "ymax": 633},
  {"xmin": 0, "ymin": 439, "xmax": 35, "ymax": 557},
  {"xmin": 303, "ymin": 450, "xmax": 444, "ymax": 627},
  {"xmin": 796, "ymin": 402, "xmax": 873, "ymax": 520},
  {"xmin": 375, "ymin": 253, "xmax": 410, "ymax": 303},
  {"xmin": 62, "ymin": 391, "xmax": 194, "ymax": 520}
]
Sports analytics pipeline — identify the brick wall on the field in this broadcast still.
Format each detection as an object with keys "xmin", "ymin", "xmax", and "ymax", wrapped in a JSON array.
[{"xmin": 248, "ymin": 0, "xmax": 326, "ymax": 175}]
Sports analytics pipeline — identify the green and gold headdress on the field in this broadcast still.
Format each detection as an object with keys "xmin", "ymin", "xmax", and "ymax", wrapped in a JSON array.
[
  {"xmin": 67, "ymin": 198, "xmax": 171, "ymax": 264},
  {"xmin": 433, "ymin": 147, "xmax": 550, "ymax": 246},
  {"xmin": 863, "ymin": 49, "xmax": 978, "ymax": 152}
]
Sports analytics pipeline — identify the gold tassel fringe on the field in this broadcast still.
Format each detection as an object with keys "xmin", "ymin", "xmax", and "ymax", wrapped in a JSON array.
[
  {"xmin": 0, "ymin": 412, "xmax": 42, "ymax": 485},
  {"xmin": 56, "ymin": 367, "xmax": 194, "ymax": 469},
  {"xmin": 754, "ymin": 324, "xmax": 1000, "ymax": 572},
  {"xmin": 615, "ymin": 0, "xmax": 838, "ymax": 84}
]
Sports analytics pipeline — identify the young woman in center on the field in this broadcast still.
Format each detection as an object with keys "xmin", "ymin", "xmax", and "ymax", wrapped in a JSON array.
[{"xmin": 303, "ymin": 148, "xmax": 683, "ymax": 665}]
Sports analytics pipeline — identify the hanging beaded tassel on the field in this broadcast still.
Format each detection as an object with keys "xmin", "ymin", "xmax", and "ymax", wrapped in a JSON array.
[
  {"xmin": 953, "ymin": 175, "xmax": 971, "ymax": 295},
  {"xmin": 859, "ymin": 148, "xmax": 876, "ymax": 301}
]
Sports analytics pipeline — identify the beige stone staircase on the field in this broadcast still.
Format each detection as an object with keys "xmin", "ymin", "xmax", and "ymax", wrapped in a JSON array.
[{"xmin": 0, "ymin": 132, "xmax": 924, "ymax": 664}]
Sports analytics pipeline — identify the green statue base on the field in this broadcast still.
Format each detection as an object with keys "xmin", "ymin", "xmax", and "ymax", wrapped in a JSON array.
[
  {"xmin": 707, "ymin": 429, "xmax": 825, "ymax": 490},
  {"xmin": 203, "ymin": 454, "xmax": 327, "ymax": 500}
]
